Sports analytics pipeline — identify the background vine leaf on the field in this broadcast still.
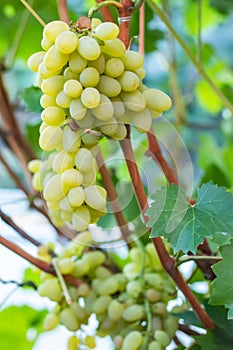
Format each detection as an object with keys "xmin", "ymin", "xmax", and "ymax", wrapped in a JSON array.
[{"xmin": 147, "ymin": 183, "xmax": 233, "ymax": 253}]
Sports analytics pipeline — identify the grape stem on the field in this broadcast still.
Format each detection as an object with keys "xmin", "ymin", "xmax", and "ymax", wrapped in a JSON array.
[
  {"xmin": 20, "ymin": 0, "xmax": 46, "ymax": 27},
  {"xmin": 88, "ymin": 1, "xmax": 123, "ymax": 18},
  {"xmin": 0, "ymin": 235, "xmax": 83, "ymax": 287},
  {"xmin": 142, "ymin": 299, "xmax": 152, "ymax": 350},
  {"xmin": 52, "ymin": 258, "xmax": 73, "ymax": 305},
  {"xmin": 177, "ymin": 255, "xmax": 222, "ymax": 265}
]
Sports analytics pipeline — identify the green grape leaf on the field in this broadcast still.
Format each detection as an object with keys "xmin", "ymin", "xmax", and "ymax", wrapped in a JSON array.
[
  {"xmin": 209, "ymin": 240, "xmax": 233, "ymax": 317},
  {"xmin": 147, "ymin": 183, "xmax": 233, "ymax": 253},
  {"xmin": 194, "ymin": 305, "xmax": 233, "ymax": 350},
  {"xmin": 21, "ymin": 86, "xmax": 43, "ymax": 113},
  {"xmin": 22, "ymin": 267, "xmax": 41, "ymax": 288}
]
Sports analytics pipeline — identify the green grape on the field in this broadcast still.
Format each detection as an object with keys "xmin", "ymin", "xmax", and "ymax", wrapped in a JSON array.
[
  {"xmin": 75, "ymin": 148, "xmax": 93, "ymax": 172},
  {"xmin": 56, "ymin": 90, "xmax": 71, "ymax": 108},
  {"xmin": 118, "ymin": 71, "xmax": 140, "ymax": 92},
  {"xmin": 81, "ymin": 132, "xmax": 99, "ymax": 146},
  {"xmin": 122, "ymin": 304, "xmax": 144, "ymax": 322},
  {"xmin": 107, "ymin": 299, "xmax": 124, "ymax": 321},
  {"xmin": 131, "ymin": 108, "xmax": 152, "ymax": 133},
  {"xmin": 99, "ymin": 117, "xmax": 118, "ymax": 136},
  {"xmin": 40, "ymin": 94, "xmax": 57, "ymax": 108},
  {"xmin": 111, "ymin": 96, "xmax": 125, "ymax": 119},
  {"xmin": 41, "ymin": 75, "xmax": 64, "ymax": 96},
  {"xmin": 92, "ymin": 295, "xmax": 112, "ymax": 314},
  {"xmin": 41, "ymin": 37, "xmax": 53, "ymax": 51},
  {"xmin": 70, "ymin": 98, "xmax": 87, "ymax": 120},
  {"xmin": 79, "ymin": 67, "xmax": 100, "ymax": 87},
  {"xmin": 82, "ymin": 167, "xmax": 97, "ymax": 186},
  {"xmin": 84, "ymin": 185, "xmax": 107, "ymax": 211},
  {"xmin": 76, "ymin": 109, "xmax": 95, "ymax": 128},
  {"xmin": 43, "ymin": 174, "xmax": 68, "ymax": 201},
  {"xmin": 105, "ymin": 57, "xmax": 124, "ymax": 78},
  {"xmin": 154, "ymin": 330, "xmax": 170, "ymax": 347},
  {"xmin": 63, "ymin": 79, "xmax": 83, "ymax": 98},
  {"xmin": 84, "ymin": 335, "xmax": 96, "ymax": 349},
  {"xmin": 111, "ymin": 122, "xmax": 127, "ymax": 140},
  {"xmin": 145, "ymin": 243, "xmax": 163, "ymax": 271},
  {"xmin": 38, "ymin": 278, "xmax": 63, "ymax": 302},
  {"xmin": 60, "ymin": 197, "xmax": 73, "ymax": 212},
  {"xmin": 135, "ymin": 67, "xmax": 146, "ymax": 79},
  {"xmin": 43, "ymin": 20, "xmax": 70, "ymax": 43},
  {"xmin": 121, "ymin": 90, "xmax": 146, "ymax": 112},
  {"xmin": 63, "ymin": 66, "xmax": 79, "ymax": 81},
  {"xmin": 72, "ymin": 230, "xmax": 92, "ymax": 245},
  {"xmin": 78, "ymin": 36, "xmax": 100, "ymax": 61},
  {"xmin": 126, "ymin": 280, "xmax": 142, "ymax": 298},
  {"xmin": 91, "ymin": 18, "xmax": 102, "ymax": 29},
  {"xmin": 94, "ymin": 22, "xmax": 119, "ymax": 40},
  {"xmin": 61, "ymin": 209, "xmax": 72, "ymax": 221},
  {"xmin": 38, "ymin": 62, "xmax": 60, "ymax": 79},
  {"xmin": 52, "ymin": 150, "xmax": 74, "ymax": 173},
  {"xmin": 151, "ymin": 302, "xmax": 167, "ymax": 315},
  {"xmin": 62, "ymin": 126, "xmax": 81, "ymax": 153},
  {"xmin": 163, "ymin": 315, "xmax": 178, "ymax": 337},
  {"xmin": 60, "ymin": 307, "xmax": 80, "ymax": 331},
  {"xmin": 121, "ymin": 50, "xmax": 144, "ymax": 70},
  {"xmin": 58, "ymin": 258, "xmax": 76, "ymax": 274},
  {"xmin": 83, "ymin": 251, "xmax": 106, "ymax": 268},
  {"xmin": 70, "ymin": 301, "xmax": 87, "ymax": 321},
  {"xmin": 44, "ymin": 45, "xmax": 69, "ymax": 71},
  {"xmin": 123, "ymin": 262, "xmax": 140, "ymax": 280},
  {"xmin": 28, "ymin": 159, "xmax": 41, "ymax": 173},
  {"xmin": 39, "ymin": 126, "xmax": 62, "ymax": 151},
  {"xmin": 145, "ymin": 273, "xmax": 163, "ymax": 290},
  {"xmin": 27, "ymin": 51, "xmax": 46, "ymax": 72},
  {"xmin": 77, "ymin": 283, "xmax": 90, "ymax": 296},
  {"xmin": 148, "ymin": 341, "xmax": 162, "ymax": 350},
  {"xmin": 47, "ymin": 201, "xmax": 60, "ymax": 210},
  {"xmin": 97, "ymin": 75, "xmax": 121, "ymax": 97},
  {"xmin": 81, "ymin": 87, "xmax": 101, "ymax": 108},
  {"xmin": 43, "ymin": 313, "xmax": 59, "ymax": 330},
  {"xmin": 143, "ymin": 88, "xmax": 172, "ymax": 113},
  {"xmin": 101, "ymin": 38, "xmax": 126, "ymax": 57},
  {"xmin": 73, "ymin": 258, "xmax": 90, "ymax": 277},
  {"xmin": 62, "ymin": 168, "xmax": 83, "ymax": 187},
  {"xmin": 91, "ymin": 93, "xmax": 114, "ymax": 121},
  {"xmin": 69, "ymin": 50, "xmax": 87, "ymax": 72},
  {"xmin": 32, "ymin": 172, "xmax": 42, "ymax": 191},
  {"xmin": 67, "ymin": 335, "xmax": 80, "ymax": 350},
  {"xmin": 122, "ymin": 331, "xmax": 143, "ymax": 350},
  {"xmin": 145, "ymin": 289, "xmax": 161, "ymax": 303},
  {"xmin": 68, "ymin": 187, "xmax": 85, "ymax": 207},
  {"xmin": 95, "ymin": 266, "xmax": 112, "ymax": 279},
  {"xmin": 114, "ymin": 335, "xmax": 124, "ymax": 349},
  {"xmin": 97, "ymin": 276, "xmax": 119, "ymax": 295},
  {"xmin": 55, "ymin": 30, "xmax": 78, "ymax": 54},
  {"xmin": 87, "ymin": 53, "xmax": 105, "ymax": 74},
  {"xmin": 72, "ymin": 205, "xmax": 91, "ymax": 231},
  {"xmin": 41, "ymin": 106, "xmax": 66, "ymax": 126}
]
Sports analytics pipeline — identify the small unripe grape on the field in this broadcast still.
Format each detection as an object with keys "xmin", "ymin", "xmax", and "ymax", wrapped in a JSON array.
[
  {"xmin": 70, "ymin": 98, "xmax": 87, "ymax": 120},
  {"xmin": 154, "ymin": 330, "xmax": 171, "ymax": 347},
  {"xmin": 70, "ymin": 301, "xmax": 87, "ymax": 321},
  {"xmin": 97, "ymin": 75, "xmax": 121, "ymax": 97},
  {"xmin": 121, "ymin": 50, "xmax": 144, "ymax": 70},
  {"xmin": 56, "ymin": 90, "xmax": 71, "ymax": 108},
  {"xmin": 38, "ymin": 62, "xmax": 60, "ymax": 79},
  {"xmin": 44, "ymin": 45, "xmax": 69, "ymax": 71},
  {"xmin": 40, "ymin": 94, "xmax": 57, "ymax": 108},
  {"xmin": 88, "ymin": 53, "xmax": 105, "ymax": 74},
  {"xmin": 163, "ymin": 315, "xmax": 178, "ymax": 337},
  {"xmin": 77, "ymin": 283, "xmax": 90, "ymax": 296},
  {"xmin": 43, "ymin": 174, "xmax": 68, "ymax": 201},
  {"xmin": 84, "ymin": 185, "xmax": 107, "ymax": 211},
  {"xmin": 27, "ymin": 51, "xmax": 45, "ymax": 72},
  {"xmin": 38, "ymin": 278, "xmax": 63, "ymax": 302},
  {"xmin": 60, "ymin": 307, "xmax": 79, "ymax": 331},
  {"xmin": 123, "ymin": 262, "xmax": 140, "ymax": 280},
  {"xmin": 95, "ymin": 266, "xmax": 112, "ymax": 280},
  {"xmin": 69, "ymin": 50, "xmax": 87, "ymax": 72},
  {"xmin": 145, "ymin": 289, "xmax": 161, "ymax": 303},
  {"xmin": 58, "ymin": 258, "xmax": 76, "ymax": 274},
  {"xmin": 91, "ymin": 18, "xmax": 102, "ymax": 29},
  {"xmin": 148, "ymin": 341, "xmax": 162, "ymax": 350},
  {"xmin": 41, "ymin": 37, "xmax": 53, "ymax": 51},
  {"xmin": 84, "ymin": 251, "xmax": 106, "ymax": 268},
  {"xmin": 126, "ymin": 280, "xmax": 142, "ymax": 298},
  {"xmin": 28, "ymin": 159, "xmax": 41, "ymax": 173},
  {"xmin": 118, "ymin": 71, "xmax": 140, "ymax": 92},
  {"xmin": 43, "ymin": 313, "xmax": 59, "ymax": 330},
  {"xmin": 92, "ymin": 295, "xmax": 111, "ymax": 314},
  {"xmin": 52, "ymin": 150, "xmax": 74, "ymax": 173},
  {"xmin": 43, "ymin": 20, "xmax": 69, "ymax": 43},
  {"xmin": 55, "ymin": 30, "xmax": 78, "ymax": 54},
  {"xmin": 78, "ymin": 36, "xmax": 100, "ymax": 61},
  {"xmin": 79, "ymin": 67, "xmax": 100, "ymax": 87},
  {"xmin": 121, "ymin": 90, "xmax": 146, "ymax": 112},
  {"xmin": 152, "ymin": 302, "xmax": 167, "ymax": 315},
  {"xmin": 143, "ymin": 88, "xmax": 172, "ymax": 113},
  {"xmin": 99, "ymin": 117, "xmax": 118, "ymax": 136},
  {"xmin": 41, "ymin": 106, "xmax": 66, "ymax": 126},
  {"xmin": 111, "ymin": 122, "xmax": 127, "ymax": 140},
  {"xmin": 145, "ymin": 273, "xmax": 163, "ymax": 290},
  {"xmin": 105, "ymin": 57, "xmax": 124, "ymax": 78},
  {"xmin": 97, "ymin": 276, "xmax": 119, "ymax": 295},
  {"xmin": 94, "ymin": 22, "xmax": 119, "ymax": 40},
  {"xmin": 132, "ymin": 108, "xmax": 152, "ymax": 133},
  {"xmin": 62, "ymin": 126, "xmax": 81, "ymax": 153},
  {"xmin": 122, "ymin": 331, "xmax": 143, "ymax": 350},
  {"xmin": 91, "ymin": 93, "xmax": 114, "ymax": 121},
  {"xmin": 63, "ymin": 66, "xmax": 79, "ymax": 81},
  {"xmin": 41, "ymin": 75, "xmax": 64, "ymax": 96},
  {"xmin": 101, "ymin": 38, "xmax": 126, "ymax": 57},
  {"xmin": 122, "ymin": 304, "xmax": 144, "ymax": 322},
  {"xmin": 39, "ymin": 126, "xmax": 62, "ymax": 151},
  {"xmin": 108, "ymin": 299, "xmax": 124, "ymax": 321},
  {"xmin": 111, "ymin": 96, "xmax": 125, "ymax": 119},
  {"xmin": 75, "ymin": 148, "xmax": 93, "ymax": 172},
  {"xmin": 64, "ymin": 79, "xmax": 83, "ymax": 98},
  {"xmin": 81, "ymin": 87, "xmax": 100, "ymax": 108},
  {"xmin": 72, "ymin": 206, "xmax": 91, "ymax": 231},
  {"xmin": 68, "ymin": 187, "xmax": 85, "ymax": 207},
  {"xmin": 74, "ymin": 258, "xmax": 90, "ymax": 277}
]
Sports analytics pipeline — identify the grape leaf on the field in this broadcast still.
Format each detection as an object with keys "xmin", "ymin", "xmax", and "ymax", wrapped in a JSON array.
[
  {"xmin": 209, "ymin": 240, "xmax": 233, "ymax": 318},
  {"xmin": 146, "ymin": 183, "xmax": 233, "ymax": 253},
  {"xmin": 21, "ymin": 86, "xmax": 42, "ymax": 113}
]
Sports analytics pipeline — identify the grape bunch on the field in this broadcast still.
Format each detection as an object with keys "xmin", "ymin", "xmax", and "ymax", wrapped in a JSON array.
[
  {"xmin": 27, "ymin": 18, "xmax": 172, "ymax": 231},
  {"xmin": 36, "ymin": 232, "xmax": 178, "ymax": 350}
]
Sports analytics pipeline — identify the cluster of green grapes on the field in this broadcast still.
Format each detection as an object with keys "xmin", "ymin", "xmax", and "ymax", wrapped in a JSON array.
[
  {"xmin": 36, "ymin": 231, "xmax": 178, "ymax": 350},
  {"xmin": 27, "ymin": 18, "xmax": 172, "ymax": 231}
]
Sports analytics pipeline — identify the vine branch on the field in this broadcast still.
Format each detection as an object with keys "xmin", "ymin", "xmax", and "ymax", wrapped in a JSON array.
[{"xmin": 57, "ymin": 0, "xmax": 69, "ymax": 23}]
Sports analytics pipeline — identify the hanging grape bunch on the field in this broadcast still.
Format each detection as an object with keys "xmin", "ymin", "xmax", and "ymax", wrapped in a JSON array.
[{"xmin": 27, "ymin": 18, "xmax": 172, "ymax": 231}]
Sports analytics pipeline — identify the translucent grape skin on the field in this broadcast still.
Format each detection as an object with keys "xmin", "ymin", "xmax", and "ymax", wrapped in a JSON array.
[{"xmin": 122, "ymin": 331, "xmax": 143, "ymax": 350}]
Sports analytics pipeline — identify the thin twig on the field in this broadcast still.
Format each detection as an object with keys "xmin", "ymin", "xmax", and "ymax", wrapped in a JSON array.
[
  {"xmin": 0, "ymin": 278, "xmax": 37, "ymax": 290},
  {"xmin": 178, "ymin": 255, "xmax": 222, "ymax": 265},
  {"xmin": 145, "ymin": 0, "xmax": 233, "ymax": 115},
  {"xmin": 52, "ymin": 258, "xmax": 72, "ymax": 305},
  {"xmin": 0, "ymin": 235, "xmax": 82, "ymax": 287},
  {"xmin": 57, "ymin": 0, "xmax": 69, "ymax": 23},
  {"xmin": 20, "ymin": 0, "xmax": 46, "ymax": 27}
]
